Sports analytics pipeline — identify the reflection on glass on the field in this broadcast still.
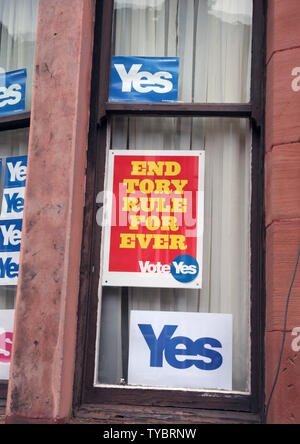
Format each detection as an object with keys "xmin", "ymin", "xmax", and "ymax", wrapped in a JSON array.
[
  {"xmin": 113, "ymin": 0, "xmax": 253, "ymax": 103},
  {"xmin": 97, "ymin": 116, "xmax": 251, "ymax": 392},
  {"xmin": 0, "ymin": 0, "xmax": 39, "ymax": 111},
  {"xmin": 0, "ymin": 128, "xmax": 29, "ymax": 310}
]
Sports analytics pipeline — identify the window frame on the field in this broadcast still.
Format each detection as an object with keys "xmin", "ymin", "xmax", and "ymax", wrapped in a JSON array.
[
  {"xmin": 0, "ymin": 112, "xmax": 30, "ymax": 133},
  {"xmin": 0, "ymin": 116, "xmax": 30, "ymax": 400},
  {"xmin": 74, "ymin": 0, "xmax": 266, "ymax": 420}
]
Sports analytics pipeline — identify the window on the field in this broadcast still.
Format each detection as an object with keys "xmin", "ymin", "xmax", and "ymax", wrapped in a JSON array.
[
  {"xmin": 0, "ymin": 0, "xmax": 38, "ymax": 396},
  {"xmin": 75, "ymin": 0, "xmax": 265, "ymax": 418}
]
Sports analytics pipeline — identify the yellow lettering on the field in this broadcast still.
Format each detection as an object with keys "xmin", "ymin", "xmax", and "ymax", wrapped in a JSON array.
[
  {"xmin": 140, "ymin": 197, "xmax": 155, "ymax": 212},
  {"xmin": 172, "ymin": 197, "xmax": 187, "ymax": 213},
  {"xmin": 156, "ymin": 197, "xmax": 171, "ymax": 212},
  {"xmin": 119, "ymin": 234, "xmax": 188, "ymax": 250},
  {"xmin": 169, "ymin": 235, "xmax": 187, "ymax": 250},
  {"xmin": 122, "ymin": 197, "xmax": 139, "ymax": 212},
  {"xmin": 140, "ymin": 179, "xmax": 155, "ymax": 194},
  {"xmin": 172, "ymin": 180, "xmax": 188, "ymax": 194},
  {"xmin": 161, "ymin": 216, "xmax": 179, "ymax": 231},
  {"xmin": 131, "ymin": 161, "xmax": 147, "ymax": 175},
  {"xmin": 152, "ymin": 234, "xmax": 170, "ymax": 249},
  {"xmin": 136, "ymin": 234, "xmax": 152, "ymax": 249},
  {"xmin": 130, "ymin": 161, "xmax": 181, "ymax": 176},
  {"xmin": 129, "ymin": 215, "xmax": 145, "ymax": 230},
  {"xmin": 165, "ymin": 161, "xmax": 181, "ymax": 176},
  {"xmin": 147, "ymin": 161, "xmax": 165, "ymax": 176},
  {"xmin": 123, "ymin": 179, "xmax": 139, "ymax": 193},
  {"xmin": 119, "ymin": 233, "xmax": 136, "ymax": 248},
  {"xmin": 154, "ymin": 180, "xmax": 171, "ymax": 194},
  {"xmin": 145, "ymin": 215, "xmax": 161, "ymax": 231},
  {"xmin": 122, "ymin": 197, "xmax": 187, "ymax": 213}
]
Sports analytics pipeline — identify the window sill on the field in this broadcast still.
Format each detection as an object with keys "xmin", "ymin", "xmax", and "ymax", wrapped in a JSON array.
[
  {"xmin": 104, "ymin": 102, "xmax": 252, "ymax": 118},
  {"xmin": 0, "ymin": 400, "xmax": 5, "ymax": 423},
  {"xmin": 0, "ymin": 111, "xmax": 30, "ymax": 131},
  {"xmin": 73, "ymin": 403, "xmax": 263, "ymax": 424}
]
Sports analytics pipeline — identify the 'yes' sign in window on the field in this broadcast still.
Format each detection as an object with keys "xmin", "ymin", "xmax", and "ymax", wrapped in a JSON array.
[{"xmin": 109, "ymin": 56, "xmax": 179, "ymax": 103}]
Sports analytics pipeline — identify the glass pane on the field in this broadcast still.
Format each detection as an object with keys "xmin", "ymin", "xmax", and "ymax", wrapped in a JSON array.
[
  {"xmin": 0, "ymin": 127, "xmax": 28, "ymax": 310},
  {"xmin": 96, "ymin": 116, "xmax": 251, "ymax": 392},
  {"xmin": 112, "ymin": 0, "xmax": 253, "ymax": 103},
  {"xmin": 0, "ymin": 0, "xmax": 39, "ymax": 111}
]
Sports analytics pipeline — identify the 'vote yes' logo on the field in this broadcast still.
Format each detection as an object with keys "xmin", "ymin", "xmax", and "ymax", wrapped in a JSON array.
[
  {"xmin": 109, "ymin": 57, "xmax": 179, "ymax": 103},
  {"xmin": 171, "ymin": 255, "xmax": 199, "ymax": 283}
]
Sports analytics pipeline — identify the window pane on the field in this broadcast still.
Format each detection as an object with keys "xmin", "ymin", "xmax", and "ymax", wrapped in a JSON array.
[
  {"xmin": 0, "ymin": 0, "xmax": 39, "ymax": 111},
  {"xmin": 96, "ymin": 116, "xmax": 251, "ymax": 392},
  {"xmin": 0, "ymin": 127, "xmax": 28, "ymax": 310},
  {"xmin": 112, "ymin": 0, "xmax": 252, "ymax": 103}
]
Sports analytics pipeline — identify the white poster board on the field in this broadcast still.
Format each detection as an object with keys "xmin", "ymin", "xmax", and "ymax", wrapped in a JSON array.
[{"xmin": 128, "ymin": 310, "xmax": 232, "ymax": 391}]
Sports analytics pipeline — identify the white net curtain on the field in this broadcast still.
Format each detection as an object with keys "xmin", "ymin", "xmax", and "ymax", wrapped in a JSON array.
[
  {"xmin": 113, "ymin": 0, "xmax": 252, "ymax": 102},
  {"xmin": 97, "ymin": 0, "xmax": 253, "ymax": 392},
  {"xmin": 0, "ymin": 0, "xmax": 38, "ymax": 110}
]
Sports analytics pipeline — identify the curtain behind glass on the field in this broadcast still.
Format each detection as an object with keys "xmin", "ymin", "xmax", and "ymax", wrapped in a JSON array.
[
  {"xmin": 0, "ymin": 0, "xmax": 39, "ymax": 110},
  {"xmin": 98, "ymin": 117, "xmax": 251, "ymax": 392},
  {"xmin": 113, "ymin": 0, "xmax": 252, "ymax": 103},
  {"xmin": 0, "ymin": 0, "xmax": 36, "ymax": 307},
  {"xmin": 97, "ymin": 0, "xmax": 252, "ymax": 392}
]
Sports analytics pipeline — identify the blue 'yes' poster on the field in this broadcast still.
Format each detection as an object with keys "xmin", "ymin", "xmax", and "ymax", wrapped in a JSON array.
[
  {"xmin": 0, "ymin": 155, "xmax": 27, "ymax": 285},
  {"xmin": 4, "ymin": 156, "xmax": 27, "ymax": 189},
  {"xmin": 0, "ymin": 69, "xmax": 27, "ymax": 116},
  {"xmin": 109, "ymin": 56, "xmax": 179, "ymax": 103}
]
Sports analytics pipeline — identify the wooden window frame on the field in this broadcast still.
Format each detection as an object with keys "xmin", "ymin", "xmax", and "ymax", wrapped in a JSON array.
[
  {"xmin": 74, "ymin": 0, "xmax": 266, "ymax": 423},
  {"xmin": 0, "ymin": 113, "xmax": 30, "ymax": 133}
]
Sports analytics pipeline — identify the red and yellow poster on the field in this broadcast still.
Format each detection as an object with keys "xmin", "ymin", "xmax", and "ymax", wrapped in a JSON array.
[{"xmin": 101, "ymin": 150, "xmax": 204, "ymax": 288}]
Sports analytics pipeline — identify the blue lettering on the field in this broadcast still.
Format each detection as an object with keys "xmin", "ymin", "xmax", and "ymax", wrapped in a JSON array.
[
  {"xmin": 193, "ymin": 337, "xmax": 223, "ymax": 371},
  {"xmin": 109, "ymin": 57, "xmax": 179, "ymax": 103},
  {"xmin": 0, "ymin": 257, "xmax": 19, "ymax": 279},
  {"xmin": 139, "ymin": 324, "xmax": 223, "ymax": 371},
  {"xmin": 164, "ymin": 336, "xmax": 196, "ymax": 369},
  {"xmin": 138, "ymin": 324, "xmax": 177, "ymax": 367},
  {"xmin": 0, "ymin": 69, "xmax": 27, "ymax": 117},
  {"xmin": 4, "ymin": 192, "xmax": 24, "ymax": 214}
]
